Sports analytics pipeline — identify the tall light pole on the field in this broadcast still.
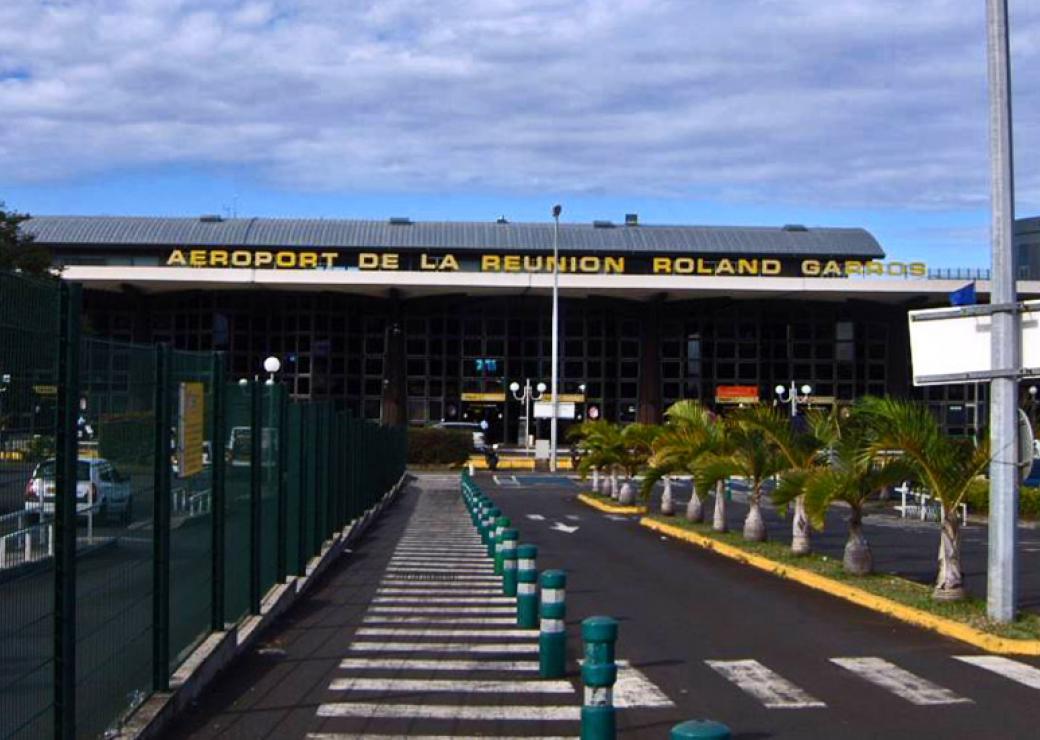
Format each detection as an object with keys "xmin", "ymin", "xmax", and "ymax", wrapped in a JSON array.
[
  {"xmin": 986, "ymin": 0, "xmax": 1020, "ymax": 623},
  {"xmin": 509, "ymin": 379, "xmax": 545, "ymax": 452},
  {"xmin": 774, "ymin": 382, "xmax": 812, "ymax": 418},
  {"xmin": 550, "ymin": 204, "xmax": 562, "ymax": 472}
]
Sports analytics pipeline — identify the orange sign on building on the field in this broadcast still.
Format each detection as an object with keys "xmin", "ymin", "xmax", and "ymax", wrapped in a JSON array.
[{"xmin": 715, "ymin": 385, "xmax": 760, "ymax": 405}]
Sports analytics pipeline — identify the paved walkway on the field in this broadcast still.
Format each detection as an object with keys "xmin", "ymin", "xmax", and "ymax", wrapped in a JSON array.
[{"xmin": 165, "ymin": 475, "xmax": 588, "ymax": 739}]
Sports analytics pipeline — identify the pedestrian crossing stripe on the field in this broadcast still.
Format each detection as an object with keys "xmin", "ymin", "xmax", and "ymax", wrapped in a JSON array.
[
  {"xmin": 316, "ymin": 703, "xmax": 581, "ymax": 720},
  {"xmin": 953, "ymin": 655, "xmax": 1040, "ymax": 690},
  {"xmin": 706, "ymin": 659, "xmax": 826, "ymax": 709},
  {"xmin": 338, "ymin": 658, "xmax": 539, "ymax": 672},
  {"xmin": 830, "ymin": 657, "xmax": 971, "ymax": 705},
  {"xmin": 355, "ymin": 627, "xmax": 537, "ymax": 639},
  {"xmin": 328, "ymin": 677, "xmax": 574, "ymax": 693}
]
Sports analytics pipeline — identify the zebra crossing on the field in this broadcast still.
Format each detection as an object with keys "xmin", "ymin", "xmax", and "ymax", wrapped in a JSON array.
[
  {"xmin": 312, "ymin": 487, "xmax": 583, "ymax": 738},
  {"xmin": 705, "ymin": 654, "xmax": 1040, "ymax": 709}
]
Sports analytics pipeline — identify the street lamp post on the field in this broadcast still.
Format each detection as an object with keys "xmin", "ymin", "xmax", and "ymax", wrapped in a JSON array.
[
  {"xmin": 509, "ymin": 379, "xmax": 545, "ymax": 452},
  {"xmin": 550, "ymin": 204, "xmax": 562, "ymax": 472},
  {"xmin": 774, "ymin": 381, "xmax": 812, "ymax": 418}
]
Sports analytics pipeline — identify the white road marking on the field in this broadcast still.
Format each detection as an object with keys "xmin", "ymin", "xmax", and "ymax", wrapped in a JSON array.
[
  {"xmin": 565, "ymin": 514, "xmax": 581, "ymax": 521},
  {"xmin": 308, "ymin": 735, "xmax": 575, "ymax": 740},
  {"xmin": 373, "ymin": 597, "xmax": 515, "ymax": 604},
  {"xmin": 526, "ymin": 514, "xmax": 546, "ymax": 521},
  {"xmin": 389, "ymin": 557, "xmax": 490, "ymax": 563},
  {"xmin": 613, "ymin": 661, "xmax": 675, "ymax": 708},
  {"xmin": 316, "ymin": 703, "xmax": 580, "ymax": 720},
  {"xmin": 362, "ymin": 615, "xmax": 518, "ymax": 626},
  {"xmin": 328, "ymin": 677, "xmax": 573, "ymax": 693},
  {"xmin": 954, "ymin": 655, "xmax": 1040, "ymax": 690},
  {"xmin": 604, "ymin": 514, "xmax": 630, "ymax": 521},
  {"xmin": 376, "ymin": 588, "xmax": 502, "ymax": 596},
  {"xmin": 349, "ymin": 641, "xmax": 538, "ymax": 653},
  {"xmin": 356, "ymin": 627, "xmax": 537, "ymax": 639},
  {"xmin": 550, "ymin": 522, "xmax": 580, "ymax": 534},
  {"xmin": 367, "ymin": 606, "xmax": 517, "ymax": 614},
  {"xmin": 338, "ymin": 658, "xmax": 538, "ymax": 672},
  {"xmin": 831, "ymin": 657, "xmax": 971, "ymax": 705},
  {"xmin": 706, "ymin": 660, "xmax": 826, "ymax": 709},
  {"xmin": 380, "ymin": 579, "xmax": 501, "ymax": 589}
]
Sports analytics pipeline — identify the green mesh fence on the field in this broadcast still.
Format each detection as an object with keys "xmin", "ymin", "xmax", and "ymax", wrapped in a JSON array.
[
  {"xmin": 223, "ymin": 381, "xmax": 251, "ymax": 623},
  {"xmin": 168, "ymin": 350, "xmax": 216, "ymax": 669},
  {"xmin": 0, "ymin": 270, "xmax": 410, "ymax": 738},
  {"xmin": 0, "ymin": 272, "xmax": 61, "ymax": 739},
  {"xmin": 75, "ymin": 338, "xmax": 156, "ymax": 738}
]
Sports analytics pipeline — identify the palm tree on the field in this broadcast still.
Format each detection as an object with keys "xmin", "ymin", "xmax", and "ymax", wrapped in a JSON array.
[
  {"xmin": 778, "ymin": 410, "xmax": 916, "ymax": 575},
  {"xmin": 618, "ymin": 423, "xmax": 661, "ymax": 505},
  {"xmin": 697, "ymin": 412, "xmax": 787, "ymax": 542},
  {"xmin": 858, "ymin": 396, "xmax": 991, "ymax": 600},
  {"xmin": 642, "ymin": 401, "xmax": 720, "ymax": 522},
  {"xmin": 575, "ymin": 421, "xmax": 625, "ymax": 499},
  {"xmin": 741, "ymin": 405, "xmax": 828, "ymax": 555}
]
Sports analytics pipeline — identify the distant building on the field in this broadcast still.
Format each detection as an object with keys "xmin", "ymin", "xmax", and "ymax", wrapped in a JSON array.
[{"xmin": 1017, "ymin": 216, "xmax": 1040, "ymax": 280}]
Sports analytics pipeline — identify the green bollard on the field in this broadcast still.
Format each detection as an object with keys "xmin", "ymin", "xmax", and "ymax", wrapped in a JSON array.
[
  {"xmin": 481, "ymin": 506, "xmax": 499, "ymax": 546},
  {"xmin": 670, "ymin": 720, "xmax": 731, "ymax": 739},
  {"xmin": 501, "ymin": 529, "xmax": 519, "ymax": 595},
  {"xmin": 493, "ymin": 516, "xmax": 511, "ymax": 572},
  {"xmin": 539, "ymin": 570, "xmax": 567, "ymax": 678},
  {"xmin": 516, "ymin": 544, "xmax": 539, "ymax": 628},
  {"xmin": 581, "ymin": 616, "xmax": 618, "ymax": 740}
]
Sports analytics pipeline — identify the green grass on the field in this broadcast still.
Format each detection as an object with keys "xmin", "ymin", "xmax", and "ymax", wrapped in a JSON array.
[{"xmin": 648, "ymin": 514, "xmax": 1040, "ymax": 641}]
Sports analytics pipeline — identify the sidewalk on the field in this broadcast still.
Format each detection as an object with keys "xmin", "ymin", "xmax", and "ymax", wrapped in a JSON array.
[{"xmin": 166, "ymin": 475, "xmax": 582, "ymax": 739}]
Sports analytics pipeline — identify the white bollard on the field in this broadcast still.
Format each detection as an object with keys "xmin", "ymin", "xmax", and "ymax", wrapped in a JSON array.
[
  {"xmin": 48, "ymin": 525, "xmax": 54, "ymax": 557},
  {"xmin": 25, "ymin": 531, "xmax": 31, "ymax": 562},
  {"xmin": 1, "ymin": 536, "xmax": 6, "ymax": 568},
  {"xmin": 468, "ymin": 463, "xmax": 475, "ymax": 476}
]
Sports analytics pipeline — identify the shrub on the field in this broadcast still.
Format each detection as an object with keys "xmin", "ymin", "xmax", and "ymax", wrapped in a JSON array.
[
  {"xmin": 407, "ymin": 427, "xmax": 472, "ymax": 466},
  {"xmin": 962, "ymin": 480, "xmax": 1040, "ymax": 520}
]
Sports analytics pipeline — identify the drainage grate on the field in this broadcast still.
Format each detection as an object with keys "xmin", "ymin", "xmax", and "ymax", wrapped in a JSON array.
[{"xmin": 392, "ymin": 571, "xmax": 460, "ymax": 582}]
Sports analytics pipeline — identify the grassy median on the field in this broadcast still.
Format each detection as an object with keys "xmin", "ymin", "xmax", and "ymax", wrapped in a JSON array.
[{"xmin": 646, "ymin": 513, "xmax": 1040, "ymax": 642}]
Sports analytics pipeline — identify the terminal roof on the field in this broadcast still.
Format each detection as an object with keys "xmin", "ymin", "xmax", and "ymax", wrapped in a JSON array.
[{"xmin": 24, "ymin": 216, "xmax": 884, "ymax": 258}]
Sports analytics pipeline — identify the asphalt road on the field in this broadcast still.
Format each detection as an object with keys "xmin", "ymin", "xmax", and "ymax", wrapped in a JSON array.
[
  {"xmin": 482, "ymin": 472, "xmax": 1040, "ymax": 739},
  {"xmin": 159, "ymin": 472, "xmax": 1040, "ymax": 739}
]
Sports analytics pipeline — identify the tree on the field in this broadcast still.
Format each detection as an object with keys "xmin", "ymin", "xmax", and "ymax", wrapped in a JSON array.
[
  {"xmin": 742, "ymin": 404, "xmax": 828, "ymax": 554},
  {"xmin": 575, "ymin": 420, "xmax": 626, "ymax": 499},
  {"xmin": 858, "ymin": 396, "xmax": 991, "ymax": 600},
  {"xmin": 618, "ymin": 422, "xmax": 660, "ymax": 505},
  {"xmin": 779, "ymin": 409, "xmax": 916, "ymax": 575},
  {"xmin": 642, "ymin": 400, "xmax": 719, "ymax": 521},
  {"xmin": 697, "ymin": 411, "xmax": 788, "ymax": 542},
  {"xmin": 0, "ymin": 203, "xmax": 51, "ymax": 275}
]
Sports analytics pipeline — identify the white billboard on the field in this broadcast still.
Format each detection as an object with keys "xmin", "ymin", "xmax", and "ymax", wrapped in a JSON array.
[
  {"xmin": 533, "ymin": 401, "xmax": 576, "ymax": 419},
  {"xmin": 908, "ymin": 299, "xmax": 1040, "ymax": 385}
]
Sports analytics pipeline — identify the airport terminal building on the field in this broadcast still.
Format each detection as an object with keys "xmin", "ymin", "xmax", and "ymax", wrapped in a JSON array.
[{"xmin": 24, "ymin": 215, "xmax": 1040, "ymax": 442}]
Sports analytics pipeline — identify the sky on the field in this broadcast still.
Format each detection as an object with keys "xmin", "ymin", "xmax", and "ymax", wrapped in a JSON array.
[{"xmin": 1, "ymin": 0, "xmax": 1039, "ymax": 268}]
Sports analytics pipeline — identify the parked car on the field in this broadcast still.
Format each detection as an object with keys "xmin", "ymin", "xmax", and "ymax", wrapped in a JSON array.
[
  {"xmin": 24, "ymin": 457, "xmax": 133, "ymax": 523},
  {"xmin": 227, "ymin": 426, "xmax": 278, "ymax": 467},
  {"xmin": 431, "ymin": 421, "xmax": 487, "ymax": 451}
]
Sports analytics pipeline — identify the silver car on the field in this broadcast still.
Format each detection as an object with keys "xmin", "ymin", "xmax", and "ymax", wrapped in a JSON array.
[{"xmin": 24, "ymin": 457, "xmax": 133, "ymax": 524}]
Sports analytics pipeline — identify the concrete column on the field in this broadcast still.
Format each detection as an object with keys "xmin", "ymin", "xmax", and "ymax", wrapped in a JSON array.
[
  {"xmin": 637, "ymin": 296, "xmax": 663, "ymax": 424},
  {"xmin": 381, "ymin": 291, "xmax": 407, "ymax": 426}
]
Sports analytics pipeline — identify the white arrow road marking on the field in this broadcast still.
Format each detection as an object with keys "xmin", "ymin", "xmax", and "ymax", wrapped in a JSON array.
[
  {"xmin": 551, "ymin": 522, "xmax": 580, "ymax": 534},
  {"xmin": 954, "ymin": 655, "xmax": 1040, "ymax": 690},
  {"xmin": 831, "ymin": 657, "xmax": 971, "ymax": 705},
  {"xmin": 348, "ymin": 641, "xmax": 538, "ymax": 653},
  {"xmin": 339, "ymin": 658, "xmax": 538, "ymax": 672},
  {"xmin": 526, "ymin": 514, "xmax": 546, "ymax": 521},
  {"xmin": 316, "ymin": 703, "xmax": 580, "ymax": 720},
  {"xmin": 329, "ymin": 677, "xmax": 574, "ymax": 693},
  {"xmin": 707, "ymin": 660, "xmax": 826, "ymax": 709}
]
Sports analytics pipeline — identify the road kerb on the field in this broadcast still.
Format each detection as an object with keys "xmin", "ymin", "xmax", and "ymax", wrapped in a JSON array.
[
  {"xmin": 577, "ymin": 493, "xmax": 647, "ymax": 516},
  {"xmin": 639, "ymin": 516, "xmax": 1040, "ymax": 656}
]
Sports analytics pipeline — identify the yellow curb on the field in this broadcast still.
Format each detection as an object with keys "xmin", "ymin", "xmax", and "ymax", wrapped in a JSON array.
[
  {"xmin": 640, "ymin": 516, "xmax": 1040, "ymax": 656},
  {"xmin": 467, "ymin": 455, "xmax": 576, "ymax": 471},
  {"xmin": 578, "ymin": 493, "xmax": 648, "ymax": 515}
]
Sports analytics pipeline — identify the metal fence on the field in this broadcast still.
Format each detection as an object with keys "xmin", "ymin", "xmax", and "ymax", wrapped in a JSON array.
[{"xmin": 0, "ymin": 272, "xmax": 407, "ymax": 739}]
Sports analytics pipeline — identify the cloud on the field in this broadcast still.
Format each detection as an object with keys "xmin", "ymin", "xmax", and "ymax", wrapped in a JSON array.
[{"xmin": 0, "ymin": 0, "xmax": 1038, "ymax": 213}]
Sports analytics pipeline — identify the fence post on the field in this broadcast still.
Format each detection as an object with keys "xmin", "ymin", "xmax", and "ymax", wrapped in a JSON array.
[
  {"xmin": 277, "ymin": 385, "xmax": 288, "ymax": 583},
  {"xmin": 211, "ymin": 352, "xmax": 226, "ymax": 630},
  {"xmin": 297, "ymin": 402, "xmax": 309, "ymax": 574},
  {"xmin": 152, "ymin": 343, "xmax": 172, "ymax": 690},
  {"xmin": 54, "ymin": 281, "xmax": 80, "ymax": 739},
  {"xmin": 249, "ymin": 378, "xmax": 262, "ymax": 614}
]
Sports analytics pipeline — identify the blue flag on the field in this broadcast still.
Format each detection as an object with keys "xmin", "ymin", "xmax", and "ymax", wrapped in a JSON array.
[{"xmin": 949, "ymin": 282, "xmax": 976, "ymax": 306}]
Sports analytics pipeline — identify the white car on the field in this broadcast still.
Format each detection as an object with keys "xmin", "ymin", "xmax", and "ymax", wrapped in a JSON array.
[
  {"xmin": 432, "ymin": 421, "xmax": 487, "ymax": 451},
  {"xmin": 24, "ymin": 457, "xmax": 133, "ymax": 523}
]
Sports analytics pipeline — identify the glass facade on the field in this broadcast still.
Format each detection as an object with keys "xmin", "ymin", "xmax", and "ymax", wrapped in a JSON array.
[{"xmin": 83, "ymin": 289, "xmax": 984, "ymax": 439}]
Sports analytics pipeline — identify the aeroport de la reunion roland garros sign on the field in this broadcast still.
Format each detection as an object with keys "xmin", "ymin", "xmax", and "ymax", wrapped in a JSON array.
[{"xmin": 164, "ymin": 248, "xmax": 926, "ymax": 278}]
